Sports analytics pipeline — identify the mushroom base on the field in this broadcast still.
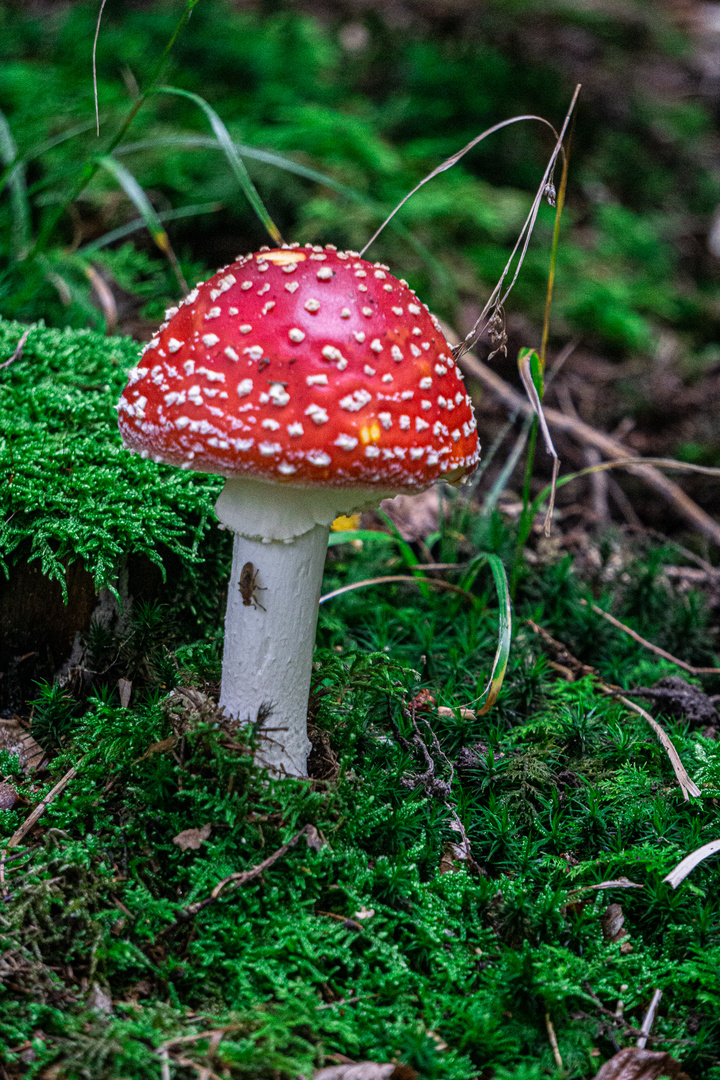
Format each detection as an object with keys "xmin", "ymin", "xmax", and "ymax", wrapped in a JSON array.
[{"xmin": 218, "ymin": 525, "xmax": 329, "ymax": 777}]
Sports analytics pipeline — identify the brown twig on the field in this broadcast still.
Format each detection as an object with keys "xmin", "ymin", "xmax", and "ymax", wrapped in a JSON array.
[
  {"xmin": 0, "ymin": 329, "xmax": 29, "ymax": 370},
  {"xmin": 455, "ymin": 344, "xmax": 720, "ymax": 548},
  {"xmin": 579, "ymin": 599, "xmax": 720, "ymax": 676},
  {"xmin": 526, "ymin": 620, "xmax": 700, "ymax": 800},
  {"xmin": 158, "ymin": 824, "xmax": 315, "ymax": 933},
  {"xmin": 7, "ymin": 764, "xmax": 79, "ymax": 849},
  {"xmin": 545, "ymin": 1011, "xmax": 563, "ymax": 1071},
  {"xmin": 637, "ymin": 989, "xmax": 663, "ymax": 1049}
]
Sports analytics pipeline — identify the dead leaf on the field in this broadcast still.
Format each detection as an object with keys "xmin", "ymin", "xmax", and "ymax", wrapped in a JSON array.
[
  {"xmin": 594, "ymin": 1046, "xmax": 692, "ymax": 1079},
  {"xmin": 0, "ymin": 719, "xmax": 47, "ymax": 773},
  {"xmin": 601, "ymin": 903, "xmax": 628, "ymax": 943},
  {"xmin": 439, "ymin": 841, "xmax": 468, "ymax": 875},
  {"xmin": 87, "ymin": 981, "xmax": 113, "ymax": 1014},
  {"xmin": 0, "ymin": 782, "xmax": 17, "ymax": 810},
  {"xmin": 304, "ymin": 824, "xmax": 325, "ymax": 851},
  {"xmin": 141, "ymin": 736, "xmax": 178, "ymax": 759},
  {"xmin": 437, "ymin": 705, "xmax": 476, "ymax": 720},
  {"xmin": 173, "ymin": 824, "xmax": 211, "ymax": 851},
  {"xmin": 315, "ymin": 1064, "xmax": 417, "ymax": 1080},
  {"xmin": 406, "ymin": 689, "xmax": 436, "ymax": 714},
  {"xmin": 118, "ymin": 677, "xmax": 132, "ymax": 708},
  {"xmin": 379, "ymin": 487, "xmax": 441, "ymax": 541}
]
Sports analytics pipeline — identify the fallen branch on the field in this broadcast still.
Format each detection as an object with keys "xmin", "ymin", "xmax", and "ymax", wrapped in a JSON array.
[
  {"xmin": 579, "ymin": 599, "xmax": 720, "ymax": 676},
  {"xmin": 663, "ymin": 837, "xmax": 720, "ymax": 889},
  {"xmin": 455, "ymin": 344, "xmax": 720, "ymax": 548},
  {"xmin": 7, "ymin": 764, "xmax": 79, "ymax": 849}
]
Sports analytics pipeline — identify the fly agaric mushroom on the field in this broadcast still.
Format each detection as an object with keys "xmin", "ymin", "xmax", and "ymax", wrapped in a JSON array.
[{"xmin": 118, "ymin": 244, "xmax": 479, "ymax": 776}]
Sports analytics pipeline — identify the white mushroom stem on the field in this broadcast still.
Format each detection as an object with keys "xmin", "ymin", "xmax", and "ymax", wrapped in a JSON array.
[{"xmin": 214, "ymin": 476, "xmax": 396, "ymax": 778}]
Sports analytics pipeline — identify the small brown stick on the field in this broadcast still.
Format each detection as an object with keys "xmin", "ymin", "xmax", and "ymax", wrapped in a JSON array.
[
  {"xmin": 161, "ymin": 824, "xmax": 315, "ymax": 931},
  {"xmin": 320, "ymin": 575, "xmax": 476, "ymax": 605},
  {"xmin": 456, "ymin": 345, "xmax": 720, "ymax": 548},
  {"xmin": 0, "ymin": 329, "xmax": 29, "ymax": 370},
  {"xmin": 526, "ymin": 621, "xmax": 700, "ymax": 800},
  {"xmin": 545, "ymin": 1011, "xmax": 563, "ymax": 1070},
  {"xmin": 636, "ymin": 988, "xmax": 663, "ymax": 1049},
  {"xmin": 7, "ymin": 765, "xmax": 79, "ymax": 849},
  {"xmin": 579, "ymin": 599, "xmax": 720, "ymax": 676}
]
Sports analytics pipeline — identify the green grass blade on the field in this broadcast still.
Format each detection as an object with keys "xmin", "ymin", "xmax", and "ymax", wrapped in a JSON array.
[
  {"xmin": 154, "ymin": 86, "xmax": 283, "ymax": 246},
  {"xmin": 0, "ymin": 121, "xmax": 96, "ymax": 198},
  {"xmin": 0, "ymin": 109, "xmax": 31, "ymax": 261},
  {"xmin": 95, "ymin": 155, "xmax": 187, "ymax": 292},
  {"xmin": 468, "ymin": 552, "xmax": 512, "ymax": 716}
]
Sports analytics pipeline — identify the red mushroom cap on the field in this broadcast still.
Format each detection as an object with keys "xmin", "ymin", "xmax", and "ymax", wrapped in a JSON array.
[{"xmin": 118, "ymin": 245, "xmax": 479, "ymax": 489}]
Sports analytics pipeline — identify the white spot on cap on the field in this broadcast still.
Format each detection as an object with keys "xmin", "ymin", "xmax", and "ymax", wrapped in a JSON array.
[
  {"xmin": 183, "ymin": 360, "xmax": 195, "ymax": 375},
  {"xmin": 278, "ymin": 462, "xmax": 296, "ymax": 474},
  {"xmin": 354, "ymin": 331, "xmax": 366, "ymax": 343},
  {"xmin": 374, "ymin": 270, "xmax": 386, "ymax": 279},
  {"xmin": 307, "ymin": 373, "xmax": 328, "ymax": 386},
  {"xmin": 391, "ymin": 345, "xmax": 403, "ymax": 361},
  {"xmin": 234, "ymin": 438, "xmax": 254, "ymax": 451},
  {"xmin": 391, "ymin": 307, "xmax": 403, "ymax": 317},
  {"xmin": 262, "ymin": 418, "xmax": 280, "ymax": 430},
  {"xmin": 257, "ymin": 262, "xmax": 269, "ymax": 272},
  {"xmin": 416, "ymin": 417, "xmax": 429, "ymax": 431},
  {"xmin": 259, "ymin": 442, "xmax": 281, "ymax": 455},
  {"xmin": 164, "ymin": 391, "xmax": 185, "ymax": 406},
  {"xmin": 305, "ymin": 403, "xmax": 329, "ymax": 424},
  {"xmin": 304, "ymin": 298, "xmax": 321, "ymax": 312},
  {"xmin": 378, "ymin": 412, "xmax": 392, "ymax": 429},
  {"xmin": 334, "ymin": 433, "xmax": 358, "ymax": 450},
  {"xmin": 285, "ymin": 281, "xmax": 300, "ymax": 293},
  {"xmin": 167, "ymin": 338, "xmax": 183, "ymax": 353},
  {"xmin": 289, "ymin": 328, "xmax": 305, "ymax": 343},
  {"xmin": 288, "ymin": 422, "xmax": 304, "ymax": 436},
  {"xmin": 410, "ymin": 447, "xmax": 425, "ymax": 459},
  {"xmin": 241, "ymin": 281, "xmax": 253, "ymax": 290},
  {"xmin": 198, "ymin": 367, "xmax": 225, "ymax": 382},
  {"xmin": 257, "ymin": 283, "xmax": 270, "ymax": 296},
  {"xmin": 421, "ymin": 400, "xmax": 431, "ymax": 410},
  {"xmin": 365, "ymin": 445, "xmax": 380, "ymax": 458},
  {"xmin": 340, "ymin": 307, "xmax": 351, "ymax": 318},
  {"xmin": 362, "ymin": 307, "xmax": 373, "ymax": 317},
  {"xmin": 401, "ymin": 390, "xmax": 413, "ymax": 400},
  {"xmin": 245, "ymin": 346, "xmax": 263, "ymax": 360},
  {"xmin": 262, "ymin": 301, "xmax": 275, "ymax": 315},
  {"xmin": 419, "ymin": 377, "xmax": 432, "ymax": 389},
  {"xmin": 237, "ymin": 379, "xmax": 253, "ymax": 397},
  {"xmin": 175, "ymin": 416, "xmax": 191, "ymax": 429},
  {"xmin": 363, "ymin": 365, "xmax": 375, "ymax": 376},
  {"xmin": 412, "ymin": 327, "xmax": 422, "ymax": 336},
  {"xmin": 408, "ymin": 303, "xmax": 421, "ymax": 314},
  {"xmin": 316, "ymin": 267, "xmax": 333, "ymax": 280},
  {"xmin": 225, "ymin": 347, "xmax": 239, "ymax": 362},
  {"xmin": 383, "ymin": 284, "xmax": 393, "ymax": 292},
  {"xmin": 435, "ymin": 364, "xmax": 447, "ymax": 375},
  {"xmin": 340, "ymin": 389, "xmax": 372, "ymax": 412},
  {"xmin": 451, "ymin": 429, "xmax": 461, "ymax": 441},
  {"xmin": 205, "ymin": 307, "xmax": 221, "ymax": 320},
  {"xmin": 229, "ymin": 308, "xmax": 238, "ymax": 316},
  {"xmin": 202, "ymin": 334, "xmax": 219, "ymax": 347},
  {"xmin": 411, "ymin": 345, "xmax": 422, "ymax": 358},
  {"xmin": 370, "ymin": 339, "xmax": 383, "ymax": 353},
  {"xmin": 355, "ymin": 269, "xmax": 367, "ymax": 278},
  {"xmin": 399, "ymin": 415, "xmax": 410, "ymax": 430},
  {"xmin": 269, "ymin": 383, "xmax": 290, "ymax": 406},
  {"xmin": 382, "ymin": 374, "xmax": 393, "ymax": 383},
  {"xmin": 282, "ymin": 262, "xmax": 297, "ymax": 274},
  {"xmin": 308, "ymin": 451, "xmax": 331, "ymax": 466}
]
